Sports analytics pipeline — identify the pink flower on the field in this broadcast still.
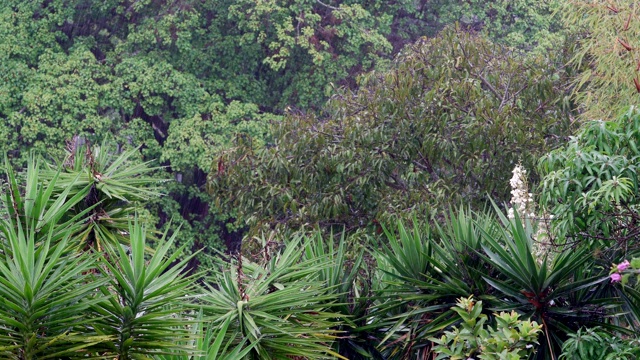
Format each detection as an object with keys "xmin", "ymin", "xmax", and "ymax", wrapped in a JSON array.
[
  {"xmin": 610, "ymin": 273, "xmax": 622, "ymax": 283},
  {"xmin": 617, "ymin": 260, "xmax": 630, "ymax": 272}
]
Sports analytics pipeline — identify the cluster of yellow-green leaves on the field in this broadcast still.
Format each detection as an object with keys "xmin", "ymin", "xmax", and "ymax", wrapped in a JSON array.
[{"xmin": 431, "ymin": 296, "xmax": 542, "ymax": 360}]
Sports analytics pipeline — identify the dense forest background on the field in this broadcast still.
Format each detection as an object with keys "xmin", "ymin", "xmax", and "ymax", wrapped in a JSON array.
[
  {"xmin": 0, "ymin": 0, "xmax": 571, "ymax": 270},
  {"xmin": 7, "ymin": 1, "xmax": 640, "ymax": 359}
]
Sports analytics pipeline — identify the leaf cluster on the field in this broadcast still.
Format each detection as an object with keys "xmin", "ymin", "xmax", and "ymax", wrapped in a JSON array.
[
  {"xmin": 200, "ymin": 236, "xmax": 345, "ymax": 359},
  {"xmin": 560, "ymin": 327, "xmax": 640, "ymax": 360},
  {"xmin": 0, "ymin": 156, "xmax": 196, "ymax": 358},
  {"xmin": 431, "ymin": 296, "xmax": 542, "ymax": 360},
  {"xmin": 562, "ymin": 0, "xmax": 640, "ymax": 120},
  {"xmin": 539, "ymin": 107, "xmax": 640, "ymax": 254}
]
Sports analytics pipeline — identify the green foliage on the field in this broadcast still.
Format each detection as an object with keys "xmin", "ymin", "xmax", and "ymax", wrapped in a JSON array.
[
  {"xmin": 0, "ymin": 160, "xmax": 107, "ymax": 358},
  {"xmin": 161, "ymin": 104, "xmax": 273, "ymax": 173},
  {"xmin": 5, "ymin": 2, "xmax": 636, "ymax": 357},
  {"xmin": 426, "ymin": 0, "xmax": 565, "ymax": 50},
  {"xmin": 2, "ymin": 154, "xmax": 639, "ymax": 359},
  {"xmin": 539, "ymin": 107, "xmax": 640, "ymax": 251},
  {"xmin": 211, "ymin": 26, "xmax": 575, "ymax": 237},
  {"xmin": 147, "ymin": 180, "xmax": 227, "ymax": 271},
  {"xmin": 480, "ymin": 207, "xmax": 611, "ymax": 359},
  {"xmin": 0, "ymin": 155, "xmax": 89, "ymax": 248},
  {"xmin": 92, "ymin": 223, "xmax": 196, "ymax": 359},
  {"xmin": 301, "ymin": 233, "xmax": 378, "ymax": 358},
  {"xmin": 606, "ymin": 257, "xmax": 640, "ymax": 327},
  {"xmin": 0, "ymin": 0, "xmax": 282, "ymax": 261},
  {"xmin": 366, "ymin": 210, "xmax": 502, "ymax": 358},
  {"xmin": 155, "ymin": 310, "xmax": 256, "ymax": 360},
  {"xmin": 562, "ymin": 0, "xmax": 640, "ymax": 119},
  {"xmin": 560, "ymin": 327, "xmax": 640, "ymax": 360},
  {"xmin": 431, "ymin": 296, "xmax": 542, "ymax": 360},
  {"xmin": 0, "ymin": 228, "xmax": 104, "ymax": 359},
  {"xmin": 224, "ymin": 0, "xmax": 393, "ymax": 109},
  {"xmin": 0, "ymin": 155, "xmax": 200, "ymax": 359},
  {"xmin": 433, "ymin": 209, "xmax": 504, "ymax": 298},
  {"xmin": 0, "ymin": 0, "xmax": 573, "ymax": 264},
  {"xmin": 359, "ymin": 206, "xmax": 615, "ymax": 359},
  {"xmin": 39, "ymin": 141, "xmax": 164, "ymax": 251},
  {"xmin": 200, "ymin": 236, "xmax": 343, "ymax": 359}
]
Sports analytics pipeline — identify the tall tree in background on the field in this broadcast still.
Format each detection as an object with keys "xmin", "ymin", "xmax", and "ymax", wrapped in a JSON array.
[
  {"xmin": 422, "ymin": 0, "xmax": 564, "ymax": 49},
  {"xmin": 0, "ymin": 0, "xmax": 405, "ymax": 262},
  {"xmin": 210, "ymin": 27, "xmax": 576, "ymax": 242}
]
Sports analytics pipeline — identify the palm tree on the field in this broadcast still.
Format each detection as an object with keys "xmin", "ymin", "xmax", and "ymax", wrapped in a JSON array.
[{"xmin": 200, "ymin": 236, "xmax": 345, "ymax": 359}]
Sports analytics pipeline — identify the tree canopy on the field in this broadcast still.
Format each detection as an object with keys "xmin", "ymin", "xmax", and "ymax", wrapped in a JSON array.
[
  {"xmin": 1, "ymin": 0, "xmax": 577, "ymax": 259},
  {"xmin": 210, "ymin": 27, "xmax": 576, "ymax": 238}
]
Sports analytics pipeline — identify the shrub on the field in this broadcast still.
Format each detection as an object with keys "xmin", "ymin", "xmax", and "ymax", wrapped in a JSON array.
[
  {"xmin": 560, "ymin": 327, "xmax": 640, "ymax": 360},
  {"xmin": 431, "ymin": 296, "xmax": 542, "ymax": 360},
  {"xmin": 539, "ymin": 107, "xmax": 640, "ymax": 255},
  {"xmin": 200, "ymin": 236, "xmax": 343, "ymax": 359}
]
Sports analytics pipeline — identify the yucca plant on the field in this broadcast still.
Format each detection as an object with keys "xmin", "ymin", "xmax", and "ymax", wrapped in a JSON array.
[
  {"xmin": 0, "ymin": 228, "xmax": 107, "ymax": 359},
  {"xmin": 0, "ymin": 150, "xmax": 198, "ymax": 358},
  {"xmin": 0, "ymin": 155, "xmax": 89, "ymax": 247},
  {"xmin": 480, "ymin": 207, "xmax": 612, "ymax": 360},
  {"xmin": 0, "ymin": 156, "xmax": 109, "ymax": 358},
  {"xmin": 201, "ymin": 236, "xmax": 344, "ymax": 360},
  {"xmin": 431, "ymin": 208, "xmax": 503, "ymax": 302},
  {"xmin": 370, "ymin": 220, "xmax": 453, "ymax": 358},
  {"xmin": 40, "ymin": 139, "xmax": 164, "ymax": 251},
  {"xmin": 302, "ymin": 232, "xmax": 384, "ymax": 359},
  {"xmin": 154, "ymin": 309, "xmax": 256, "ymax": 360},
  {"xmin": 91, "ymin": 221, "xmax": 197, "ymax": 359},
  {"xmin": 369, "ymin": 211, "xmax": 503, "ymax": 358}
]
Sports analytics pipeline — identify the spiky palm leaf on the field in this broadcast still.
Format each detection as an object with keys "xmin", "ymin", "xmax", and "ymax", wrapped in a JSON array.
[
  {"xmin": 0, "ymin": 156, "xmax": 109, "ymax": 358},
  {"xmin": 0, "ymin": 229, "xmax": 108, "ymax": 359},
  {"xmin": 40, "ymin": 141, "xmax": 165, "ymax": 251},
  {"xmin": 302, "ymin": 233, "xmax": 383, "ymax": 358},
  {"xmin": 480, "ymin": 207, "xmax": 612, "ymax": 360},
  {"xmin": 369, "ymin": 215, "xmax": 494, "ymax": 359},
  {"xmin": 154, "ymin": 309, "xmax": 256, "ymax": 360},
  {"xmin": 0, "ymin": 155, "xmax": 90, "ymax": 247},
  {"xmin": 201, "ymin": 236, "xmax": 344, "ymax": 360},
  {"xmin": 91, "ymin": 222, "xmax": 196, "ymax": 359}
]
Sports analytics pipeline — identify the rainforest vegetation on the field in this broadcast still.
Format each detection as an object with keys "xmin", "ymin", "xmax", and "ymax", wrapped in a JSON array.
[{"xmin": 2, "ymin": 0, "xmax": 640, "ymax": 359}]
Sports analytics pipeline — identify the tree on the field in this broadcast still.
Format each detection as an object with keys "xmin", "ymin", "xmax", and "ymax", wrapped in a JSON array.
[
  {"xmin": 210, "ymin": 26, "xmax": 575, "ymax": 238},
  {"xmin": 422, "ymin": 0, "xmax": 565, "ymax": 50},
  {"xmin": 40, "ymin": 140, "xmax": 164, "ymax": 251},
  {"xmin": 0, "ymin": 0, "xmax": 405, "ymax": 260},
  {"xmin": 562, "ymin": 0, "xmax": 640, "ymax": 119},
  {"xmin": 200, "ymin": 237, "xmax": 342, "ymax": 359}
]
